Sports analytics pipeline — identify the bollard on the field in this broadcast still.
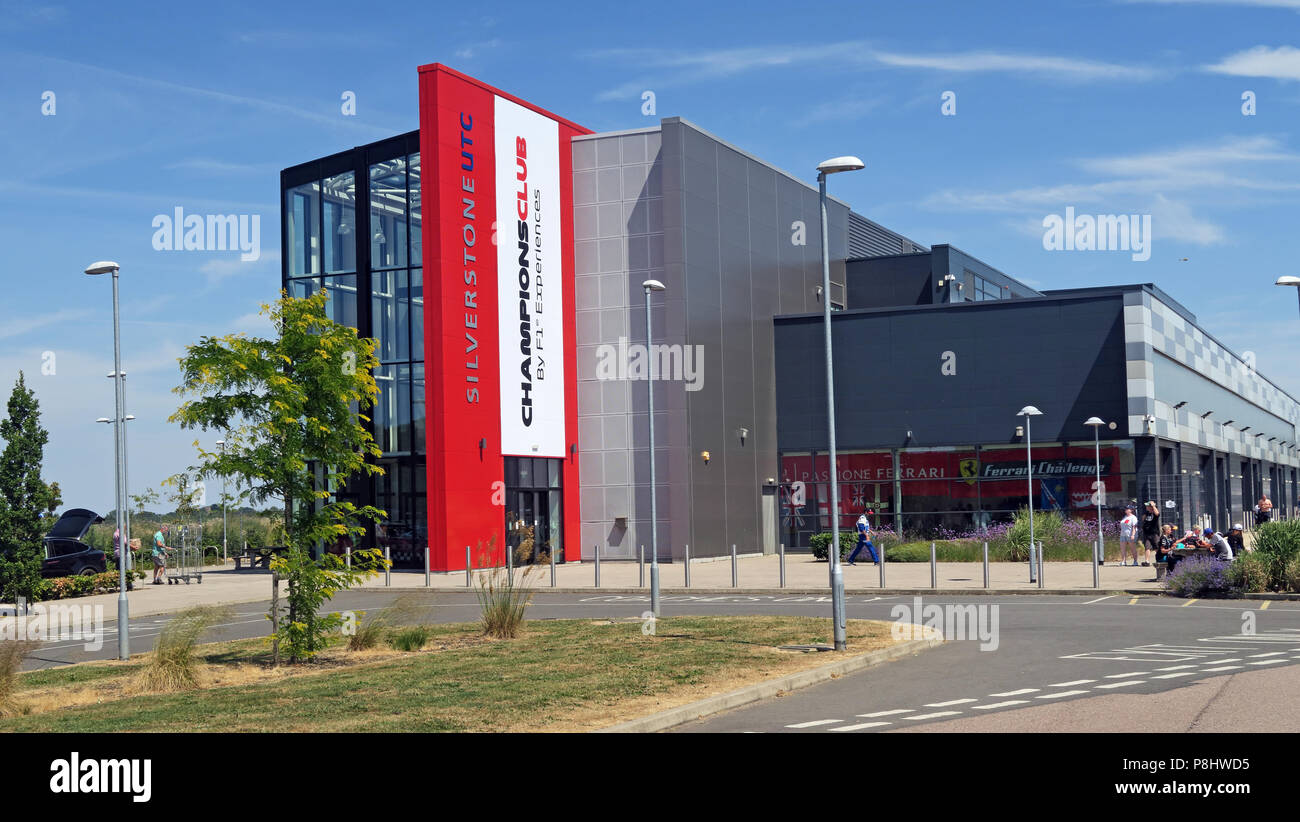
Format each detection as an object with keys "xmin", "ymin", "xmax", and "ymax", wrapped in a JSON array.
[
  {"xmin": 779, "ymin": 543, "xmax": 786, "ymax": 588},
  {"xmin": 465, "ymin": 545, "xmax": 471, "ymax": 588},
  {"xmin": 424, "ymin": 545, "xmax": 431, "ymax": 587},
  {"xmin": 550, "ymin": 543, "xmax": 556, "ymax": 588},
  {"xmin": 982, "ymin": 542, "xmax": 990, "ymax": 589},
  {"xmin": 345, "ymin": 544, "xmax": 351, "ymax": 570},
  {"xmin": 930, "ymin": 542, "xmax": 937, "ymax": 589},
  {"xmin": 684, "ymin": 543, "xmax": 691, "ymax": 588},
  {"xmin": 1029, "ymin": 541, "xmax": 1037, "ymax": 584},
  {"xmin": 639, "ymin": 544, "xmax": 645, "ymax": 588},
  {"xmin": 384, "ymin": 546, "xmax": 391, "ymax": 587},
  {"xmin": 1037, "ymin": 540, "xmax": 1044, "ymax": 589},
  {"xmin": 731, "ymin": 544, "xmax": 738, "ymax": 588},
  {"xmin": 879, "ymin": 538, "xmax": 886, "ymax": 588},
  {"xmin": 507, "ymin": 539, "xmax": 514, "ymax": 586},
  {"xmin": 594, "ymin": 544, "xmax": 600, "ymax": 588},
  {"xmin": 1092, "ymin": 540, "xmax": 1099, "ymax": 589}
]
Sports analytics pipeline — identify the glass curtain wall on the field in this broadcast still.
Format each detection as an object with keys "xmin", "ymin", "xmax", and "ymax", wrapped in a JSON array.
[{"xmin": 281, "ymin": 135, "xmax": 424, "ymax": 563}]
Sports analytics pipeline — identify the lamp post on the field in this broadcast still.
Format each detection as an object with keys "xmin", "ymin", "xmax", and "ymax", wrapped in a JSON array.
[
  {"xmin": 818, "ymin": 155, "xmax": 865, "ymax": 652},
  {"xmin": 1084, "ymin": 417, "xmax": 1105, "ymax": 566},
  {"xmin": 216, "ymin": 439, "xmax": 228, "ymax": 562},
  {"xmin": 642, "ymin": 278, "xmax": 666, "ymax": 618},
  {"xmin": 1276, "ymin": 275, "xmax": 1300, "ymax": 317},
  {"xmin": 86, "ymin": 260, "xmax": 130, "ymax": 660},
  {"xmin": 1018, "ymin": 405, "xmax": 1043, "ymax": 580}
]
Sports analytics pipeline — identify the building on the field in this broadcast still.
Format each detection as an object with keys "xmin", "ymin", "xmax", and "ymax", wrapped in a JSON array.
[{"xmin": 281, "ymin": 63, "xmax": 1298, "ymax": 567}]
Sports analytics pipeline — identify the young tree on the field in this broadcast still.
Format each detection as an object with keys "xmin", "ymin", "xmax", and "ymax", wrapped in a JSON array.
[
  {"xmin": 0, "ymin": 373, "xmax": 53, "ymax": 605},
  {"xmin": 170, "ymin": 289, "xmax": 386, "ymax": 661}
]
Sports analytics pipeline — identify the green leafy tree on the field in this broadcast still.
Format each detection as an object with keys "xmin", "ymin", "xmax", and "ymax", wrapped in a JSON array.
[
  {"xmin": 169, "ymin": 289, "xmax": 386, "ymax": 662},
  {"xmin": 0, "ymin": 373, "xmax": 53, "ymax": 605}
]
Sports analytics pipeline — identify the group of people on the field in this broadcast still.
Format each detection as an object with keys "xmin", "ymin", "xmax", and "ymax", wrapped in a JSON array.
[{"xmin": 1117, "ymin": 499, "xmax": 1257, "ymax": 573}]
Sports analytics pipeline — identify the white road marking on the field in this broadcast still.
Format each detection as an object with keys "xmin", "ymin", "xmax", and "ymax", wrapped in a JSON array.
[
  {"xmin": 1205, "ymin": 658, "xmax": 1242, "ymax": 664},
  {"xmin": 1104, "ymin": 671, "xmax": 1150, "ymax": 678},
  {"xmin": 857, "ymin": 709, "xmax": 914, "ymax": 718},
  {"xmin": 924, "ymin": 698, "xmax": 977, "ymax": 707},
  {"xmin": 1200, "ymin": 665, "xmax": 1242, "ymax": 672},
  {"xmin": 1036, "ymin": 690, "xmax": 1089, "ymax": 699},
  {"xmin": 1247, "ymin": 659, "xmax": 1288, "ymax": 666},
  {"xmin": 1155, "ymin": 665, "xmax": 1195, "ymax": 671},
  {"xmin": 1083, "ymin": 595, "xmax": 1115, "ymax": 605},
  {"xmin": 1151, "ymin": 672, "xmax": 1196, "ymax": 679},
  {"xmin": 904, "ymin": 711, "xmax": 962, "ymax": 721},
  {"xmin": 1249, "ymin": 651, "xmax": 1285, "ymax": 658},
  {"xmin": 1096, "ymin": 680, "xmax": 1144, "ymax": 689},
  {"xmin": 990, "ymin": 688, "xmax": 1039, "ymax": 697},
  {"xmin": 971, "ymin": 700, "xmax": 1029, "ymax": 710},
  {"xmin": 786, "ymin": 719, "xmax": 843, "ymax": 728},
  {"xmin": 1048, "ymin": 679, "xmax": 1096, "ymax": 687},
  {"xmin": 830, "ymin": 721, "xmax": 892, "ymax": 732}
]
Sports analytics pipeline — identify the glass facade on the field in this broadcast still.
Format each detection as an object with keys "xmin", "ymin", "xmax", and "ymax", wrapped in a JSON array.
[
  {"xmin": 779, "ymin": 441, "xmax": 1138, "ymax": 547},
  {"xmin": 281, "ymin": 133, "xmax": 426, "ymax": 565}
]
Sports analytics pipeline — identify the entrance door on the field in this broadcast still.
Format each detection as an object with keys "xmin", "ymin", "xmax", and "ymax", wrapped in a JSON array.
[{"xmin": 504, "ymin": 457, "xmax": 564, "ymax": 565}]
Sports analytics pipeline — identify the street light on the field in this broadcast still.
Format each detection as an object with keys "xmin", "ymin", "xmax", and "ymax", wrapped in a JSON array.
[
  {"xmin": 85, "ymin": 260, "xmax": 130, "ymax": 660},
  {"xmin": 1018, "ymin": 405, "xmax": 1043, "ymax": 582},
  {"xmin": 1276, "ymin": 275, "xmax": 1300, "ymax": 317},
  {"xmin": 216, "ymin": 439, "xmax": 228, "ymax": 561},
  {"xmin": 1084, "ymin": 417, "xmax": 1105, "ymax": 569},
  {"xmin": 642, "ymin": 278, "xmax": 666, "ymax": 619},
  {"xmin": 818, "ymin": 154, "xmax": 864, "ymax": 652}
]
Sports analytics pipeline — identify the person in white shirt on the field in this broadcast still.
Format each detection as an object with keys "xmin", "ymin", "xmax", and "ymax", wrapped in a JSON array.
[{"xmin": 1119, "ymin": 507, "xmax": 1139, "ymax": 567}]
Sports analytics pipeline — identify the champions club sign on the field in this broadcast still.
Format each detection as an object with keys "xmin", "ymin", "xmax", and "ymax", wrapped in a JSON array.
[{"xmin": 418, "ymin": 64, "xmax": 586, "ymax": 569}]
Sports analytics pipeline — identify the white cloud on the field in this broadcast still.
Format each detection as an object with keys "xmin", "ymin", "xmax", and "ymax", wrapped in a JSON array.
[
  {"xmin": 1206, "ymin": 45, "xmax": 1300, "ymax": 80},
  {"xmin": 870, "ymin": 50, "xmax": 1162, "ymax": 81}
]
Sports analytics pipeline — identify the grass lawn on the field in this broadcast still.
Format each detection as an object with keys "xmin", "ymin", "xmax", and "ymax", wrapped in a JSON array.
[{"xmin": 2, "ymin": 616, "xmax": 901, "ymax": 733}]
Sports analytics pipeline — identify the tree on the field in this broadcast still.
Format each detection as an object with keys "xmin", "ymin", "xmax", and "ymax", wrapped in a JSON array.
[
  {"xmin": 0, "ymin": 373, "xmax": 53, "ymax": 605},
  {"xmin": 169, "ymin": 289, "xmax": 386, "ymax": 662}
]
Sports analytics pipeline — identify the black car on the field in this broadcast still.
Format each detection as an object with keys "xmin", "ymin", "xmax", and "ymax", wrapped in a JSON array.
[{"xmin": 42, "ymin": 508, "xmax": 107, "ymax": 578}]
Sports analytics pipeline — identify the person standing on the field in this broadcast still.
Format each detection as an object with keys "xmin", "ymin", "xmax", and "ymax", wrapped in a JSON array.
[
  {"xmin": 1140, "ymin": 501, "xmax": 1160, "ymax": 567},
  {"xmin": 1254, "ymin": 495, "xmax": 1273, "ymax": 527},
  {"xmin": 847, "ymin": 510, "xmax": 879, "ymax": 566},
  {"xmin": 151, "ymin": 524, "xmax": 171, "ymax": 584},
  {"xmin": 1119, "ymin": 506, "xmax": 1139, "ymax": 567}
]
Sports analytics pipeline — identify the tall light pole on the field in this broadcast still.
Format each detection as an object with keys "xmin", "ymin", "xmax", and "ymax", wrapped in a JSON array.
[
  {"xmin": 642, "ymin": 278, "xmax": 666, "ymax": 618},
  {"xmin": 1084, "ymin": 417, "xmax": 1105, "ymax": 566},
  {"xmin": 1276, "ymin": 275, "xmax": 1300, "ymax": 317},
  {"xmin": 1018, "ymin": 405, "xmax": 1043, "ymax": 580},
  {"xmin": 216, "ymin": 439, "xmax": 228, "ymax": 561},
  {"xmin": 86, "ymin": 260, "xmax": 130, "ymax": 660},
  {"xmin": 818, "ymin": 155, "xmax": 865, "ymax": 652}
]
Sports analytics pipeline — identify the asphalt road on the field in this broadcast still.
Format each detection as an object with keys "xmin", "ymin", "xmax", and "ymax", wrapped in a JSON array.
[{"xmin": 20, "ymin": 591, "xmax": 1300, "ymax": 734}]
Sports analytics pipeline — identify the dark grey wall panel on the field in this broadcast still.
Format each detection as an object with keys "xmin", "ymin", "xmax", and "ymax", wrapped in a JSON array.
[{"xmin": 775, "ymin": 295, "xmax": 1130, "ymax": 452}]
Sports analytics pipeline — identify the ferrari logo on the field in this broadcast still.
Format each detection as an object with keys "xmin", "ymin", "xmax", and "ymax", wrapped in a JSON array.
[{"xmin": 959, "ymin": 458, "xmax": 979, "ymax": 485}]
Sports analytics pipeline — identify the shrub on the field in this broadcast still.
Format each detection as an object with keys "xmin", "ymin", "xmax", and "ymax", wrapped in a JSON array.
[
  {"xmin": 390, "ymin": 626, "xmax": 431, "ymax": 652},
  {"xmin": 1163, "ymin": 555, "xmax": 1234, "ymax": 598},
  {"xmin": 473, "ymin": 536, "xmax": 537, "ymax": 639},
  {"xmin": 1227, "ymin": 553, "xmax": 1272, "ymax": 594},
  {"xmin": 809, "ymin": 531, "xmax": 856, "ymax": 561},
  {"xmin": 1251, "ymin": 520, "xmax": 1300, "ymax": 591},
  {"xmin": 1285, "ymin": 557, "xmax": 1300, "ymax": 595},
  {"xmin": 137, "ymin": 606, "xmax": 231, "ymax": 692},
  {"xmin": 348, "ymin": 595, "xmax": 420, "ymax": 651},
  {"xmin": 0, "ymin": 640, "xmax": 39, "ymax": 717}
]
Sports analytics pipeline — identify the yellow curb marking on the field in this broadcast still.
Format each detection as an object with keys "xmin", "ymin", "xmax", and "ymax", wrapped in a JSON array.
[
  {"xmin": 1259, "ymin": 601, "xmax": 1271, "ymax": 610},
  {"xmin": 1181, "ymin": 599, "xmax": 1198, "ymax": 607},
  {"xmin": 1129, "ymin": 597, "xmax": 1139, "ymax": 605}
]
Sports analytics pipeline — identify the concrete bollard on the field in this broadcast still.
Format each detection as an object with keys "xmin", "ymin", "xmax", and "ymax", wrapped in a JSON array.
[
  {"xmin": 465, "ymin": 545, "xmax": 471, "ymax": 588},
  {"xmin": 930, "ymin": 542, "xmax": 937, "ymax": 588},
  {"xmin": 1092, "ymin": 540, "xmax": 1099, "ymax": 589},
  {"xmin": 779, "ymin": 543, "xmax": 786, "ymax": 588},
  {"xmin": 731, "ymin": 544, "xmax": 738, "ymax": 588},
  {"xmin": 425, "ymin": 546, "xmax": 431, "ymax": 587},
  {"xmin": 1037, "ymin": 540, "xmax": 1044, "ymax": 589},
  {"xmin": 1029, "ymin": 542, "xmax": 1037, "ymax": 584},
  {"xmin": 684, "ymin": 543, "xmax": 691, "ymax": 588},
  {"xmin": 384, "ymin": 546, "xmax": 390, "ymax": 587},
  {"xmin": 594, "ymin": 544, "xmax": 600, "ymax": 588},
  {"xmin": 982, "ymin": 541, "xmax": 989, "ymax": 589},
  {"xmin": 639, "ymin": 544, "xmax": 645, "ymax": 588}
]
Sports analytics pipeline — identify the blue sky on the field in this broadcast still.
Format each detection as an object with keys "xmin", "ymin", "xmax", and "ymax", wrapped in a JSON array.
[{"xmin": 2, "ymin": 0, "xmax": 1298, "ymax": 514}]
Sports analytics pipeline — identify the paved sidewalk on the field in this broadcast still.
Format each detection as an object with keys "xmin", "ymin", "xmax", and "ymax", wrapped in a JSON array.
[{"xmin": 1, "ymin": 555, "xmax": 1164, "ymax": 621}]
